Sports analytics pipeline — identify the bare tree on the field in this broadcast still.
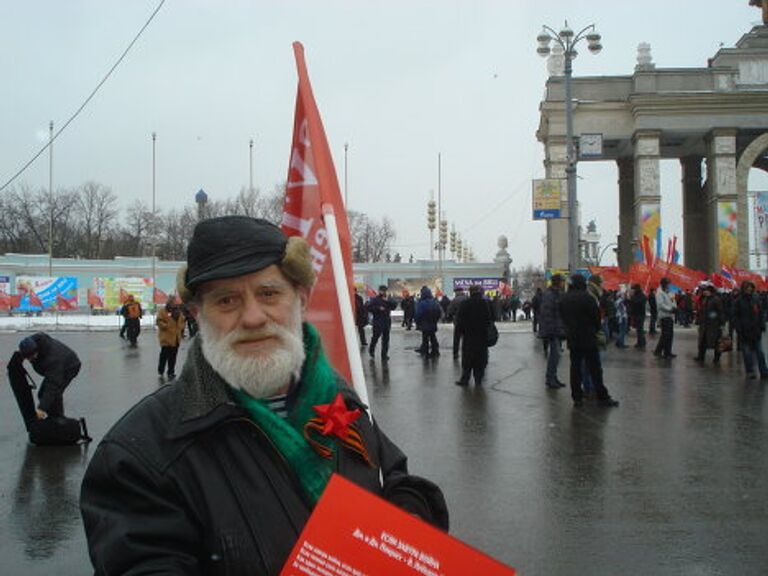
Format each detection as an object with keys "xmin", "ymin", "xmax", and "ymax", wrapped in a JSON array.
[
  {"xmin": 74, "ymin": 182, "xmax": 118, "ymax": 258},
  {"xmin": 347, "ymin": 210, "xmax": 396, "ymax": 263}
]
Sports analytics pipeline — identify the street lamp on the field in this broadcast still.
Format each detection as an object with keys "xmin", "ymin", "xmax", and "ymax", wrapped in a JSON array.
[
  {"xmin": 48, "ymin": 121, "xmax": 54, "ymax": 276},
  {"xmin": 151, "ymin": 132, "xmax": 157, "ymax": 311},
  {"xmin": 537, "ymin": 21, "xmax": 602, "ymax": 273}
]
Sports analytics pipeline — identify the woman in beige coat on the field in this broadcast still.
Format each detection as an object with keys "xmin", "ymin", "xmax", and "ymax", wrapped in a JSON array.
[{"xmin": 156, "ymin": 299, "xmax": 185, "ymax": 379}]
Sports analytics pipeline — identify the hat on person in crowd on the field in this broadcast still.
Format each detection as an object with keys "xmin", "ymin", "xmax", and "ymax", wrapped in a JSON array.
[
  {"xmin": 550, "ymin": 274, "xmax": 563, "ymax": 285},
  {"xmin": 19, "ymin": 336, "xmax": 37, "ymax": 357},
  {"xmin": 469, "ymin": 284, "xmax": 482, "ymax": 295},
  {"xmin": 378, "ymin": 285, "xmax": 388, "ymax": 292},
  {"xmin": 569, "ymin": 273, "xmax": 587, "ymax": 289}
]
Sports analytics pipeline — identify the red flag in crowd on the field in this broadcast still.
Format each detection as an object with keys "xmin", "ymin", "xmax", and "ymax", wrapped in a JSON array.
[
  {"xmin": 87, "ymin": 289, "xmax": 104, "ymax": 308},
  {"xmin": 0, "ymin": 290, "xmax": 10, "ymax": 311},
  {"xmin": 28, "ymin": 291, "xmax": 43, "ymax": 308},
  {"xmin": 628, "ymin": 262, "xmax": 652, "ymax": 290},
  {"xmin": 499, "ymin": 282, "xmax": 513, "ymax": 297},
  {"xmin": 153, "ymin": 287, "xmax": 168, "ymax": 305},
  {"xmin": 587, "ymin": 266, "xmax": 628, "ymax": 291},
  {"xmin": 664, "ymin": 262, "xmax": 707, "ymax": 291},
  {"xmin": 56, "ymin": 294, "xmax": 78, "ymax": 311},
  {"xmin": 281, "ymin": 42, "xmax": 357, "ymax": 388},
  {"xmin": 119, "ymin": 287, "xmax": 130, "ymax": 304}
]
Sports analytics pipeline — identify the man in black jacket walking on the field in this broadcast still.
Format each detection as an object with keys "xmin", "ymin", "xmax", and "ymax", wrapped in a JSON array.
[
  {"xmin": 559, "ymin": 274, "xmax": 619, "ymax": 408},
  {"xmin": 366, "ymin": 285, "xmax": 397, "ymax": 361},
  {"xmin": 81, "ymin": 217, "xmax": 448, "ymax": 575}
]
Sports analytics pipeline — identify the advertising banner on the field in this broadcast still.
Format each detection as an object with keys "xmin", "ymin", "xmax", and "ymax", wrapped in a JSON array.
[
  {"xmin": 755, "ymin": 192, "xmax": 768, "ymax": 254},
  {"xmin": 452, "ymin": 277, "xmax": 501, "ymax": 296},
  {"xmin": 387, "ymin": 278, "xmax": 443, "ymax": 298},
  {"xmin": 92, "ymin": 277, "xmax": 152, "ymax": 310},
  {"xmin": 717, "ymin": 201, "xmax": 738, "ymax": 268},
  {"xmin": 532, "ymin": 179, "xmax": 563, "ymax": 220},
  {"xmin": 640, "ymin": 203, "xmax": 661, "ymax": 254},
  {"xmin": 0, "ymin": 275, "xmax": 9, "ymax": 294},
  {"xmin": 15, "ymin": 276, "xmax": 78, "ymax": 311}
]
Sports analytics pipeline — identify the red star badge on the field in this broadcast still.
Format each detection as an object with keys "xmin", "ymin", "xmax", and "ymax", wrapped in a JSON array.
[{"xmin": 312, "ymin": 393, "xmax": 361, "ymax": 440}]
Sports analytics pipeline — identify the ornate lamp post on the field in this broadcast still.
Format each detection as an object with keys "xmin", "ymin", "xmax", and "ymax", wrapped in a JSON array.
[
  {"xmin": 427, "ymin": 197, "xmax": 436, "ymax": 260},
  {"xmin": 537, "ymin": 21, "xmax": 602, "ymax": 273}
]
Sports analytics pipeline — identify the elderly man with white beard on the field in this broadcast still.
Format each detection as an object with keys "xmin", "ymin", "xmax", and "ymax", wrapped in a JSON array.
[{"xmin": 80, "ymin": 216, "xmax": 449, "ymax": 575}]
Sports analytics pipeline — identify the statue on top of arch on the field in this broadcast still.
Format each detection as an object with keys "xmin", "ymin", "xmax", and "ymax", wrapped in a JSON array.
[{"xmin": 750, "ymin": 0, "xmax": 768, "ymax": 25}]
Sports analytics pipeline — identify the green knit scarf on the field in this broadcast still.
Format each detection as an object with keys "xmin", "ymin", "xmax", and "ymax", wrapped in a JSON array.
[{"xmin": 230, "ymin": 323, "xmax": 341, "ymax": 504}]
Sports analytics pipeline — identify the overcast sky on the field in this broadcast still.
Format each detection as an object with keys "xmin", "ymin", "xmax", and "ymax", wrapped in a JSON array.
[{"xmin": 2, "ymin": 0, "xmax": 766, "ymax": 267}]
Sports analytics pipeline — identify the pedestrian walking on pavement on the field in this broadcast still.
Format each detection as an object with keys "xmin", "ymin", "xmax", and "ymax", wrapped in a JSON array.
[
  {"xmin": 733, "ymin": 280, "xmax": 768, "ymax": 379},
  {"xmin": 121, "ymin": 294, "xmax": 143, "ymax": 347},
  {"xmin": 156, "ymin": 298, "xmax": 186, "ymax": 380},
  {"xmin": 454, "ymin": 285, "xmax": 494, "ymax": 386},
  {"xmin": 538, "ymin": 274, "xmax": 566, "ymax": 389},
  {"xmin": 653, "ymin": 278, "xmax": 677, "ymax": 359},
  {"xmin": 559, "ymin": 274, "xmax": 619, "ymax": 408},
  {"xmin": 366, "ymin": 285, "xmax": 397, "ymax": 361},
  {"xmin": 401, "ymin": 291, "xmax": 415, "ymax": 330},
  {"xmin": 446, "ymin": 287, "xmax": 468, "ymax": 359},
  {"xmin": 648, "ymin": 285, "xmax": 658, "ymax": 335},
  {"xmin": 415, "ymin": 286, "xmax": 442, "ymax": 358},
  {"xmin": 531, "ymin": 287, "xmax": 543, "ymax": 333},
  {"xmin": 354, "ymin": 290, "xmax": 368, "ymax": 347},
  {"xmin": 694, "ymin": 283, "xmax": 725, "ymax": 364},
  {"xmin": 629, "ymin": 283, "xmax": 647, "ymax": 349}
]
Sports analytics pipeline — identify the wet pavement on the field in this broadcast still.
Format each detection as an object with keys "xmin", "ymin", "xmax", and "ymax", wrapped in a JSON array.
[{"xmin": 1, "ymin": 323, "xmax": 767, "ymax": 575}]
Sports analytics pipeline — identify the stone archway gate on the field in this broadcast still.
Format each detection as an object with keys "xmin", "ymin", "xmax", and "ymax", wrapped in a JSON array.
[{"xmin": 537, "ymin": 25, "xmax": 768, "ymax": 272}]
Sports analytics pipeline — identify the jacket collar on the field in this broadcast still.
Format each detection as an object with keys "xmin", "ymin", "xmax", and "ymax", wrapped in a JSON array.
[{"xmin": 166, "ymin": 336, "xmax": 246, "ymax": 440}]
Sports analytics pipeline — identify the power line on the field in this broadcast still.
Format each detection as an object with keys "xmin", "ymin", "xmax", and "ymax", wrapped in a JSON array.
[{"xmin": 0, "ymin": 0, "xmax": 167, "ymax": 193}]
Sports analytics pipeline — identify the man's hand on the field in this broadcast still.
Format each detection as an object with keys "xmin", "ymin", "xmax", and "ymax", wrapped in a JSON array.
[{"xmin": 36, "ymin": 408, "xmax": 48, "ymax": 420}]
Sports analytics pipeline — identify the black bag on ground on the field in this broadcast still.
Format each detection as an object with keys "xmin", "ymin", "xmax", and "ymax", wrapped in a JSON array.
[{"xmin": 6, "ymin": 352, "xmax": 90, "ymax": 446}]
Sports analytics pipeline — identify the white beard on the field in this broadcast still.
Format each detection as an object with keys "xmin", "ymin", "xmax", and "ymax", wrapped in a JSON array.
[{"xmin": 198, "ymin": 300, "xmax": 305, "ymax": 399}]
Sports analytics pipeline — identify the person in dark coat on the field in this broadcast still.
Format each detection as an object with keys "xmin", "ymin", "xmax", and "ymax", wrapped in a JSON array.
[
  {"xmin": 531, "ymin": 287, "xmax": 543, "ymax": 333},
  {"xmin": 17, "ymin": 332, "xmax": 81, "ymax": 419},
  {"xmin": 694, "ymin": 284, "xmax": 725, "ymax": 364},
  {"xmin": 415, "ymin": 286, "xmax": 442, "ymax": 357},
  {"xmin": 648, "ymin": 285, "xmax": 658, "ymax": 335},
  {"xmin": 628, "ymin": 283, "xmax": 647, "ymax": 349},
  {"xmin": 538, "ymin": 274, "xmax": 566, "ymax": 389},
  {"xmin": 401, "ymin": 292, "xmax": 416, "ymax": 330},
  {"xmin": 354, "ymin": 290, "xmax": 368, "ymax": 346},
  {"xmin": 559, "ymin": 274, "xmax": 619, "ymax": 408},
  {"xmin": 454, "ymin": 285, "xmax": 493, "ymax": 386},
  {"xmin": 366, "ymin": 285, "xmax": 397, "ymax": 361},
  {"xmin": 80, "ymin": 216, "xmax": 448, "ymax": 575},
  {"xmin": 439, "ymin": 293, "xmax": 451, "ymax": 323},
  {"xmin": 446, "ymin": 287, "xmax": 468, "ymax": 359},
  {"xmin": 733, "ymin": 280, "xmax": 767, "ymax": 379}
]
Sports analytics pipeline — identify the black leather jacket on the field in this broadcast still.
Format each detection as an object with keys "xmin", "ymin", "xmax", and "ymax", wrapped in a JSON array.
[{"xmin": 81, "ymin": 338, "xmax": 448, "ymax": 575}]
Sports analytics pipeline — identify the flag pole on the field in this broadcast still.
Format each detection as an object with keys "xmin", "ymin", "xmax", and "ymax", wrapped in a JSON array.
[{"xmin": 322, "ymin": 204, "xmax": 369, "ymax": 409}]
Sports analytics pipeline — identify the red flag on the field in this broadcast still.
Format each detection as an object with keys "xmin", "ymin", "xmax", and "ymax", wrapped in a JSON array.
[
  {"xmin": 588, "ymin": 266, "xmax": 628, "ymax": 291},
  {"xmin": 629, "ymin": 262, "xmax": 652, "ymax": 290},
  {"xmin": 87, "ymin": 289, "xmax": 104, "ymax": 308},
  {"xmin": 281, "ymin": 42, "xmax": 356, "ymax": 385},
  {"xmin": 119, "ymin": 287, "xmax": 130, "ymax": 304},
  {"xmin": 0, "ymin": 290, "xmax": 10, "ymax": 311},
  {"xmin": 56, "ymin": 293, "xmax": 78, "ymax": 311},
  {"xmin": 28, "ymin": 291, "xmax": 43, "ymax": 308},
  {"xmin": 499, "ymin": 282, "xmax": 513, "ymax": 297},
  {"xmin": 665, "ymin": 263, "xmax": 707, "ymax": 292},
  {"xmin": 153, "ymin": 287, "xmax": 168, "ymax": 305}
]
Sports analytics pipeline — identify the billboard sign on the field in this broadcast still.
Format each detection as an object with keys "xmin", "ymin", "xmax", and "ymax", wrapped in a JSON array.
[{"xmin": 532, "ymin": 179, "xmax": 563, "ymax": 220}]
